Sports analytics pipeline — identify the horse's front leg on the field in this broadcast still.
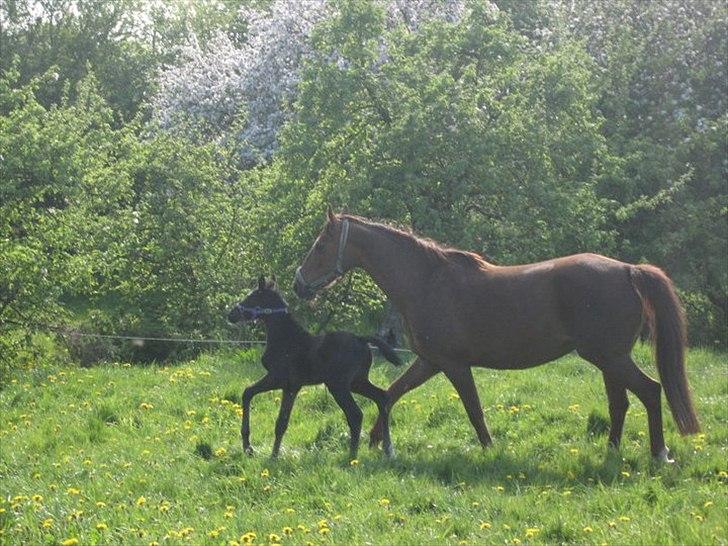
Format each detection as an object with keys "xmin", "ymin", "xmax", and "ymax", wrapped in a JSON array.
[
  {"xmin": 271, "ymin": 387, "xmax": 300, "ymax": 458},
  {"xmin": 241, "ymin": 374, "xmax": 279, "ymax": 455},
  {"xmin": 370, "ymin": 357, "xmax": 438, "ymax": 447},
  {"xmin": 442, "ymin": 364, "xmax": 493, "ymax": 448}
]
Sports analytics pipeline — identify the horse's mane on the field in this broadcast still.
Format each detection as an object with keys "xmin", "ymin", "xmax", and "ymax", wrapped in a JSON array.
[{"xmin": 340, "ymin": 214, "xmax": 491, "ymax": 270}]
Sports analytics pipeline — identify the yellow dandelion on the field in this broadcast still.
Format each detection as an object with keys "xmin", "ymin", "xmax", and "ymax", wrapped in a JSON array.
[
  {"xmin": 704, "ymin": 501, "xmax": 714, "ymax": 508},
  {"xmin": 67, "ymin": 487, "xmax": 81, "ymax": 496},
  {"xmin": 136, "ymin": 496, "xmax": 146, "ymax": 506},
  {"xmin": 260, "ymin": 468, "xmax": 270, "ymax": 478},
  {"xmin": 282, "ymin": 527, "xmax": 293, "ymax": 535},
  {"xmin": 96, "ymin": 501, "xmax": 107, "ymax": 508},
  {"xmin": 319, "ymin": 527, "xmax": 330, "ymax": 535},
  {"xmin": 139, "ymin": 402, "xmax": 154, "ymax": 410},
  {"xmin": 350, "ymin": 459, "xmax": 359, "ymax": 466},
  {"xmin": 32, "ymin": 495, "xmax": 43, "ymax": 503},
  {"xmin": 379, "ymin": 498, "xmax": 390, "ymax": 507},
  {"xmin": 525, "ymin": 528, "xmax": 540, "ymax": 538},
  {"xmin": 215, "ymin": 447, "xmax": 227, "ymax": 457},
  {"xmin": 480, "ymin": 522, "xmax": 492, "ymax": 530},
  {"xmin": 608, "ymin": 521, "xmax": 617, "ymax": 528},
  {"xmin": 511, "ymin": 539, "xmax": 521, "ymax": 545},
  {"xmin": 262, "ymin": 484, "xmax": 271, "ymax": 492},
  {"xmin": 583, "ymin": 526, "xmax": 594, "ymax": 533},
  {"xmin": 621, "ymin": 471, "xmax": 630, "ymax": 478},
  {"xmin": 269, "ymin": 533, "xmax": 282, "ymax": 543},
  {"xmin": 570, "ymin": 448, "xmax": 579, "ymax": 454},
  {"xmin": 41, "ymin": 518, "xmax": 54, "ymax": 529},
  {"xmin": 284, "ymin": 507, "xmax": 296, "ymax": 514},
  {"xmin": 495, "ymin": 485, "xmax": 505, "ymax": 492},
  {"xmin": 318, "ymin": 519, "xmax": 329, "ymax": 528},
  {"xmin": 241, "ymin": 531, "xmax": 257, "ymax": 544},
  {"xmin": 208, "ymin": 529, "xmax": 221, "ymax": 538},
  {"xmin": 97, "ymin": 522, "xmax": 108, "ymax": 531},
  {"xmin": 618, "ymin": 516, "xmax": 631, "ymax": 522},
  {"xmin": 149, "ymin": 542, "xmax": 160, "ymax": 546},
  {"xmin": 61, "ymin": 539, "xmax": 79, "ymax": 546}
]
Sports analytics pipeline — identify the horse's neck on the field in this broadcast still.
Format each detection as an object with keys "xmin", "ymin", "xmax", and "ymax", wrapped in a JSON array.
[{"xmin": 351, "ymin": 223, "xmax": 433, "ymax": 309}]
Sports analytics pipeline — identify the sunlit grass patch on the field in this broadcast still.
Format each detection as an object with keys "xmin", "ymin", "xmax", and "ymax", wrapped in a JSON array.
[{"xmin": 0, "ymin": 347, "xmax": 726, "ymax": 545}]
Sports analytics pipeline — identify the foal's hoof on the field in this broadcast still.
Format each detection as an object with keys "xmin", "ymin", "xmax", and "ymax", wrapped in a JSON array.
[{"xmin": 654, "ymin": 447, "xmax": 674, "ymax": 464}]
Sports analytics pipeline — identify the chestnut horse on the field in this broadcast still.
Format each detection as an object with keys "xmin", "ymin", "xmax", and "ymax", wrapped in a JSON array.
[{"xmin": 293, "ymin": 209, "xmax": 700, "ymax": 462}]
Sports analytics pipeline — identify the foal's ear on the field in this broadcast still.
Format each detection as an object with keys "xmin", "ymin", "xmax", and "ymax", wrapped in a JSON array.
[{"xmin": 258, "ymin": 275, "xmax": 266, "ymax": 290}]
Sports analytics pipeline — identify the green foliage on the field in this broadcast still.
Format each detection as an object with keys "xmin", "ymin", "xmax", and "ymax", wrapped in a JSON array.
[
  {"xmin": 0, "ymin": 348, "xmax": 725, "ymax": 544},
  {"xmin": 0, "ymin": 0, "xmax": 725, "ymax": 366}
]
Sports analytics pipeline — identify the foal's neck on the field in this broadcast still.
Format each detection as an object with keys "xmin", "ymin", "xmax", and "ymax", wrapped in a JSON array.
[{"xmin": 260, "ymin": 313, "xmax": 309, "ymax": 346}]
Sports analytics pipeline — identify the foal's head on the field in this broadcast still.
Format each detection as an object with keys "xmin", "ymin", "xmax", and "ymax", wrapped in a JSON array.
[
  {"xmin": 228, "ymin": 275, "xmax": 288, "ymax": 323},
  {"xmin": 294, "ymin": 206, "xmax": 351, "ymax": 300}
]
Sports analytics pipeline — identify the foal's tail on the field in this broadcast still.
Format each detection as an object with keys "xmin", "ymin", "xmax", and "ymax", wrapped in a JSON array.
[
  {"xmin": 630, "ymin": 265, "xmax": 700, "ymax": 435},
  {"xmin": 361, "ymin": 336, "xmax": 403, "ymax": 366}
]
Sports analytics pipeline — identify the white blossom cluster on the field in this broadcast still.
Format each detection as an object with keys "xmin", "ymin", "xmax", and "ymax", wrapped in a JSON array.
[{"xmin": 152, "ymin": 0, "xmax": 488, "ymax": 166}]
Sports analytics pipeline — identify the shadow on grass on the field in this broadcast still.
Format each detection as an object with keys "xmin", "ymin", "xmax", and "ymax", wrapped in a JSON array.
[{"xmin": 207, "ymin": 440, "xmax": 658, "ymax": 491}]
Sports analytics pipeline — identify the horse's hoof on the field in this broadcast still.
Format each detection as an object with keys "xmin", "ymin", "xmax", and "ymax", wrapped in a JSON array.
[
  {"xmin": 369, "ymin": 428, "xmax": 383, "ymax": 448},
  {"xmin": 384, "ymin": 445, "xmax": 396, "ymax": 459},
  {"xmin": 655, "ymin": 447, "xmax": 674, "ymax": 464},
  {"xmin": 244, "ymin": 446, "xmax": 254, "ymax": 456}
]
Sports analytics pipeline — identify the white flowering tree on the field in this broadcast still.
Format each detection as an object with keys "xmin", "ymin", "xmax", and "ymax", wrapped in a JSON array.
[{"xmin": 152, "ymin": 0, "xmax": 479, "ymax": 165}]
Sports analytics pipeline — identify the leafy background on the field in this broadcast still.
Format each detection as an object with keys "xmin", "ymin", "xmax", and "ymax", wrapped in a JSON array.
[{"xmin": 1, "ymin": 0, "xmax": 726, "ymax": 376}]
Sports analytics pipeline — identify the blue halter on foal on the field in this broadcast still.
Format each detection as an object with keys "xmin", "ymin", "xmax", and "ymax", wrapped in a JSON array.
[{"xmin": 235, "ymin": 304, "xmax": 288, "ymax": 321}]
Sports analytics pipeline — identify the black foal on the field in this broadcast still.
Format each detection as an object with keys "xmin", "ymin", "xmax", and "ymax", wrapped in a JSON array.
[{"xmin": 228, "ymin": 275, "xmax": 402, "ymax": 458}]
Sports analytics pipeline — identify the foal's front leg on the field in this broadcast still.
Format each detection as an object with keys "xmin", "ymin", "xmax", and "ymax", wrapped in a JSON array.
[
  {"xmin": 241, "ymin": 374, "xmax": 279, "ymax": 455},
  {"xmin": 271, "ymin": 388, "xmax": 300, "ymax": 458}
]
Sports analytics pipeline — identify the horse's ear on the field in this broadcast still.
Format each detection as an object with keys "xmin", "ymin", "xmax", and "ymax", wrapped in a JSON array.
[
  {"xmin": 326, "ymin": 203, "xmax": 335, "ymax": 222},
  {"xmin": 268, "ymin": 274, "xmax": 277, "ymax": 289},
  {"xmin": 258, "ymin": 275, "xmax": 266, "ymax": 290}
]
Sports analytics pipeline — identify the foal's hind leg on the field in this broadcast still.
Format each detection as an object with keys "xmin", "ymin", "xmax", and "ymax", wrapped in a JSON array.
[
  {"xmin": 271, "ymin": 388, "xmax": 299, "ymax": 458},
  {"xmin": 370, "ymin": 357, "xmax": 438, "ymax": 447},
  {"xmin": 352, "ymin": 380, "xmax": 395, "ymax": 457},
  {"xmin": 327, "ymin": 384, "xmax": 364, "ymax": 459},
  {"xmin": 594, "ymin": 355, "xmax": 669, "ymax": 461}
]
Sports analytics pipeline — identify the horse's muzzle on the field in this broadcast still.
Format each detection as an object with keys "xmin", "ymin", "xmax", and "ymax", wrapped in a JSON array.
[{"xmin": 293, "ymin": 268, "xmax": 316, "ymax": 300}]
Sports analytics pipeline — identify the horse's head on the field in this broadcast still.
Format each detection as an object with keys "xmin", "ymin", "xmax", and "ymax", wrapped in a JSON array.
[
  {"xmin": 294, "ymin": 206, "xmax": 351, "ymax": 300},
  {"xmin": 228, "ymin": 275, "xmax": 288, "ymax": 323}
]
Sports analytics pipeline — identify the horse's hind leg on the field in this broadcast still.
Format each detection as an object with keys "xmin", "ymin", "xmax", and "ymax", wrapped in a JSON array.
[
  {"xmin": 352, "ymin": 379, "xmax": 395, "ymax": 457},
  {"xmin": 601, "ymin": 371, "xmax": 629, "ymax": 449},
  {"xmin": 370, "ymin": 357, "xmax": 438, "ymax": 447},
  {"xmin": 592, "ymin": 354, "xmax": 669, "ymax": 461},
  {"xmin": 327, "ymin": 384, "xmax": 364, "ymax": 459}
]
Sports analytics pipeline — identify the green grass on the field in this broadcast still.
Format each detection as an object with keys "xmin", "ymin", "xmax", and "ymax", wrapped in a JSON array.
[{"xmin": 1, "ymin": 345, "xmax": 726, "ymax": 545}]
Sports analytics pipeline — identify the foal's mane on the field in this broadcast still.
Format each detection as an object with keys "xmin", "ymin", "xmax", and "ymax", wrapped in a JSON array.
[{"xmin": 340, "ymin": 214, "xmax": 491, "ymax": 270}]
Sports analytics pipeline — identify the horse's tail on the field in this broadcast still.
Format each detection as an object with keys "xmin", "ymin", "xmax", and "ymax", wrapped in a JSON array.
[
  {"xmin": 630, "ymin": 264, "xmax": 700, "ymax": 435},
  {"xmin": 361, "ymin": 336, "xmax": 403, "ymax": 366}
]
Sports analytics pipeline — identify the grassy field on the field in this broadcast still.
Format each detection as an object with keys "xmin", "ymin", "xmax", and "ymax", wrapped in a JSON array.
[{"xmin": 0, "ymin": 345, "xmax": 726, "ymax": 545}]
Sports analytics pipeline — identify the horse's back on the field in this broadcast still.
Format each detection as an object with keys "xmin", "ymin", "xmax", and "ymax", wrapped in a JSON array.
[{"xmin": 549, "ymin": 253, "xmax": 644, "ymax": 358}]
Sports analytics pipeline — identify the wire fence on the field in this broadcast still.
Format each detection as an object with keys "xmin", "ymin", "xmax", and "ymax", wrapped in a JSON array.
[{"xmin": 4, "ymin": 319, "xmax": 414, "ymax": 354}]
